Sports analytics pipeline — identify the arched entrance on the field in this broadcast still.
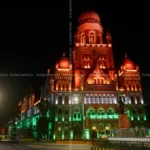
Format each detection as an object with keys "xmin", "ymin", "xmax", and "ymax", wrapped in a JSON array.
[
  {"xmin": 98, "ymin": 124, "xmax": 105, "ymax": 138},
  {"xmin": 64, "ymin": 127, "xmax": 69, "ymax": 139},
  {"xmin": 105, "ymin": 124, "xmax": 111, "ymax": 137},
  {"xmin": 91, "ymin": 126, "xmax": 97, "ymax": 138},
  {"xmin": 73, "ymin": 125, "xmax": 82, "ymax": 139}
]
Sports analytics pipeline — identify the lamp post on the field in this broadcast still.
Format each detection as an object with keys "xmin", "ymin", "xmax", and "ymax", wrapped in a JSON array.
[
  {"xmin": 81, "ymin": 94, "xmax": 85, "ymax": 142},
  {"xmin": 80, "ymin": 73, "xmax": 85, "ymax": 142}
]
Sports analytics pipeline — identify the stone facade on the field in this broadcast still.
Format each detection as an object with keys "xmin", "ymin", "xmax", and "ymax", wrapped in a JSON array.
[{"xmin": 12, "ymin": 11, "xmax": 147, "ymax": 140}]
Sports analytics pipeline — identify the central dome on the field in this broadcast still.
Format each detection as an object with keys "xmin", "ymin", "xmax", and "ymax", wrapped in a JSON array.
[
  {"xmin": 57, "ymin": 52, "xmax": 70, "ymax": 69},
  {"xmin": 78, "ymin": 11, "xmax": 100, "ymax": 23},
  {"xmin": 122, "ymin": 55, "xmax": 135, "ymax": 70}
]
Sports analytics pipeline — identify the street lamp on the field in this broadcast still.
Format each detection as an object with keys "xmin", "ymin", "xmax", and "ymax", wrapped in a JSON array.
[{"xmin": 80, "ymin": 89, "xmax": 85, "ymax": 142}]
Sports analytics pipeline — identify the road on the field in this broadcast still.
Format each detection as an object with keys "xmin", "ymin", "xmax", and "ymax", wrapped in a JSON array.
[
  {"xmin": 0, "ymin": 142, "xmax": 91, "ymax": 150},
  {"xmin": 0, "ymin": 142, "xmax": 34, "ymax": 150}
]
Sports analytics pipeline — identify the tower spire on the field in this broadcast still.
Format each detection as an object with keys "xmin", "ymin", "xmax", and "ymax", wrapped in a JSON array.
[{"xmin": 125, "ymin": 53, "xmax": 127, "ymax": 58}]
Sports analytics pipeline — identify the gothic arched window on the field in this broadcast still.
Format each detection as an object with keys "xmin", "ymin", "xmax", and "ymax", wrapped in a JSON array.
[
  {"xmin": 81, "ymin": 33, "xmax": 85, "ymax": 44},
  {"xmin": 62, "ymin": 84, "xmax": 65, "ymax": 90},
  {"xmin": 131, "ymin": 96, "xmax": 135, "ymax": 104},
  {"xmin": 66, "ymin": 84, "xmax": 69, "ymax": 91},
  {"xmin": 94, "ymin": 78, "xmax": 96, "ymax": 84},
  {"xmin": 64, "ymin": 96, "xmax": 69, "ymax": 105},
  {"xmin": 129, "ymin": 84, "xmax": 131, "ymax": 90},
  {"xmin": 132, "ymin": 85, "xmax": 135, "ymax": 91},
  {"xmin": 100, "ymin": 78, "xmax": 104, "ymax": 84},
  {"xmin": 58, "ymin": 84, "xmax": 61, "ymax": 91},
  {"xmin": 98, "ymin": 78, "xmax": 100, "ymax": 84},
  {"xmin": 58, "ymin": 108, "xmax": 62, "ymax": 114},
  {"xmin": 89, "ymin": 32, "xmax": 95, "ymax": 44},
  {"xmin": 136, "ymin": 96, "xmax": 140, "ymax": 104},
  {"xmin": 58, "ymin": 96, "xmax": 62, "ymax": 105},
  {"xmin": 132, "ymin": 109, "xmax": 136, "ymax": 116}
]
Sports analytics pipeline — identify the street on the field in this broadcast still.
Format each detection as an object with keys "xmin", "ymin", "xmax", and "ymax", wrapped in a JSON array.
[
  {"xmin": 0, "ymin": 142, "xmax": 34, "ymax": 150},
  {"xmin": 0, "ymin": 142, "xmax": 91, "ymax": 150}
]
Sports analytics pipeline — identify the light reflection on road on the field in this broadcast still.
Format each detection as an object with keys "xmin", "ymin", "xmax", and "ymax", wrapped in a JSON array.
[{"xmin": 28, "ymin": 144, "xmax": 91, "ymax": 150}]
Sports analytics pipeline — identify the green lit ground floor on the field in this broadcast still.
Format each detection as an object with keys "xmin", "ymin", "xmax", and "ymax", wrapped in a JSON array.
[
  {"xmin": 8, "ymin": 127, "xmax": 150, "ymax": 141},
  {"xmin": 8, "ymin": 112, "xmax": 148, "ymax": 140}
]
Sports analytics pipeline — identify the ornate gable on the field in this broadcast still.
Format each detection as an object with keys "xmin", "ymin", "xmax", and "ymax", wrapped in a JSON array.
[{"xmin": 86, "ymin": 63, "xmax": 112, "ymax": 85}]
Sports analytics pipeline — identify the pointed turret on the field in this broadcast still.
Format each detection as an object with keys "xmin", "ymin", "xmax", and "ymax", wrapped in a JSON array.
[{"xmin": 105, "ymin": 28, "xmax": 112, "ymax": 44}]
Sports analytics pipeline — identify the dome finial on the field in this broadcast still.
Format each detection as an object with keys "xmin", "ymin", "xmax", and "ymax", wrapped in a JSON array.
[
  {"xmin": 78, "ymin": 11, "xmax": 100, "ymax": 23},
  {"xmin": 63, "ymin": 52, "xmax": 65, "ymax": 57}
]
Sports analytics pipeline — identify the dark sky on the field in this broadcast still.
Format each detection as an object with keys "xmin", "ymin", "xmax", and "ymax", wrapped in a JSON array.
[{"xmin": 0, "ymin": 1, "xmax": 150, "ymax": 126}]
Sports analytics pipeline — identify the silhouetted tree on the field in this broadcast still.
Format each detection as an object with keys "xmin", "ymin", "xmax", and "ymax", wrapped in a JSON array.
[
  {"xmin": 36, "ymin": 98, "xmax": 51, "ymax": 139},
  {"xmin": 36, "ymin": 117, "xmax": 49, "ymax": 138}
]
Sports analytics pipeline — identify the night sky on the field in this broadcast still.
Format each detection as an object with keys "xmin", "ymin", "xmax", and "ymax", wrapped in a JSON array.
[{"xmin": 0, "ymin": 1, "xmax": 150, "ymax": 126}]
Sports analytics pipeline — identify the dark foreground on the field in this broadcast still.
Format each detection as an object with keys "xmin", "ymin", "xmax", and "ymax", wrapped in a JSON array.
[
  {"xmin": 0, "ymin": 141, "xmax": 91, "ymax": 150},
  {"xmin": 1, "ymin": 140, "xmax": 150, "ymax": 150}
]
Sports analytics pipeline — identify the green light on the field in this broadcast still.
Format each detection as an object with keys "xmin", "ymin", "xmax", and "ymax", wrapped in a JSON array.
[
  {"xmin": 97, "ymin": 115, "xmax": 102, "ymax": 119},
  {"xmin": 114, "ymin": 114, "xmax": 118, "ymax": 118},
  {"xmin": 103, "ymin": 115, "xmax": 107, "ymax": 119},
  {"xmin": 127, "ymin": 110, "xmax": 130, "ymax": 116},
  {"xmin": 73, "ymin": 112, "xmax": 82, "ymax": 121},
  {"xmin": 90, "ymin": 115, "xmax": 96, "ymax": 119},
  {"xmin": 148, "ymin": 130, "xmax": 150, "ymax": 136},
  {"xmin": 55, "ymin": 116, "xmax": 58, "ymax": 121},
  {"xmin": 62, "ymin": 130, "xmax": 64, "ymax": 140},
  {"xmin": 69, "ymin": 115, "xmax": 71, "ymax": 121},
  {"xmin": 32, "ymin": 117, "xmax": 36, "ymax": 126},
  {"xmin": 48, "ymin": 122, "xmax": 52, "ymax": 129},
  {"xmin": 53, "ymin": 134, "xmax": 56, "ymax": 140},
  {"xmin": 46, "ymin": 110, "xmax": 50, "ymax": 117},
  {"xmin": 144, "ymin": 115, "xmax": 147, "ymax": 121},
  {"xmin": 70, "ymin": 130, "xmax": 73, "ymax": 139},
  {"xmin": 26, "ymin": 120, "xmax": 30, "ymax": 128},
  {"xmin": 62, "ymin": 116, "xmax": 64, "ymax": 121},
  {"xmin": 131, "ymin": 115, "xmax": 134, "ymax": 121},
  {"xmin": 108, "ymin": 115, "xmax": 113, "ymax": 119},
  {"xmin": 85, "ymin": 129, "xmax": 90, "ymax": 139}
]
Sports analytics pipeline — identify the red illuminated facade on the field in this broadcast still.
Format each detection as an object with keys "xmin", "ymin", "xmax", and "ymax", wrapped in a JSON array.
[
  {"xmin": 15, "ymin": 11, "xmax": 146, "ymax": 140},
  {"xmin": 51, "ymin": 11, "xmax": 146, "ymax": 139}
]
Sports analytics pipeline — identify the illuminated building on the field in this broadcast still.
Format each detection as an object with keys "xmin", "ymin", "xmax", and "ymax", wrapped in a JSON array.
[{"xmin": 12, "ymin": 11, "xmax": 147, "ymax": 140}]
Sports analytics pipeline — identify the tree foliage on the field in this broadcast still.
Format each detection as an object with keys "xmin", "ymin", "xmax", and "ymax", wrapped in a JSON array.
[
  {"xmin": 37, "ymin": 99, "xmax": 50, "ymax": 116},
  {"xmin": 36, "ymin": 117, "xmax": 49, "ymax": 138},
  {"xmin": 9, "ymin": 105, "xmax": 21, "ymax": 126},
  {"xmin": 36, "ymin": 99, "xmax": 51, "ymax": 138}
]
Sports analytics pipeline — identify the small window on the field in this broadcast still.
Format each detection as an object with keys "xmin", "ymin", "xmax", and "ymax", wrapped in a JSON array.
[
  {"xmin": 74, "ymin": 113, "xmax": 76, "ymax": 118},
  {"xmin": 78, "ymin": 113, "xmax": 81, "ymax": 118}
]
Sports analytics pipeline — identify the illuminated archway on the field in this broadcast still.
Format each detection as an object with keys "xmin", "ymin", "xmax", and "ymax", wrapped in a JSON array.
[
  {"xmin": 98, "ymin": 124, "xmax": 105, "ymax": 138},
  {"xmin": 97, "ymin": 107, "xmax": 105, "ymax": 119},
  {"xmin": 105, "ymin": 124, "xmax": 111, "ymax": 135},
  {"xmin": 86, "ymin": 107, "xmax": 96, "ymax": 119}
]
